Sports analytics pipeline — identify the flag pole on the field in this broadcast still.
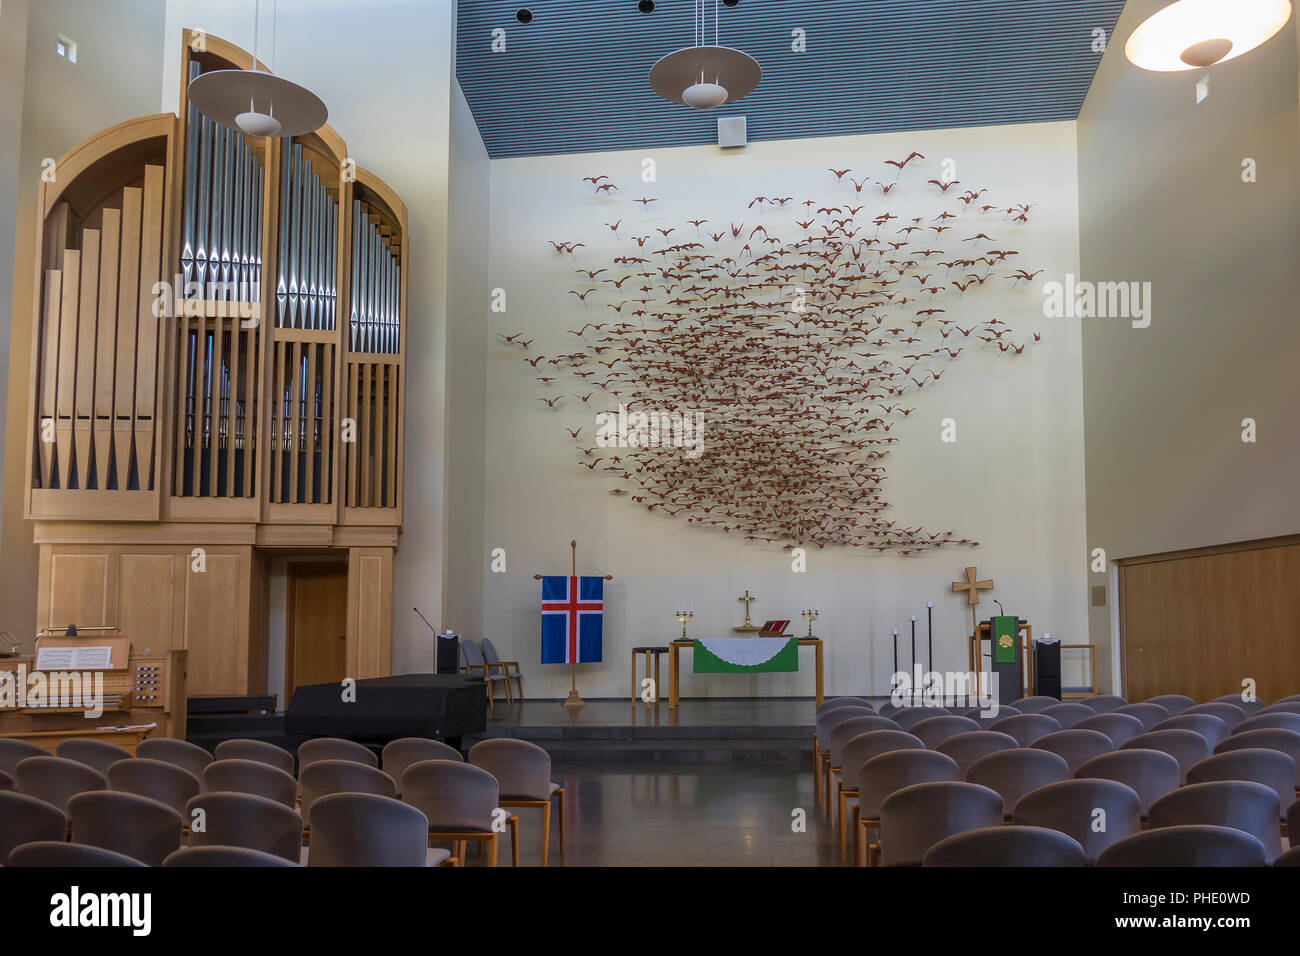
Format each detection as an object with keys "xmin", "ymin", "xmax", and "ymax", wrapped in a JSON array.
[{"xmin": 532, "ymin": 540, "xmax": 614, "ymax": 712}]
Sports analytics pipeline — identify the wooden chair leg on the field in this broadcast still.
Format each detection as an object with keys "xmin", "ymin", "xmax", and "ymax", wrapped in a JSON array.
[
  {"xmin": 630, "ymin": 651, "xmax": 636, "ymax": 703},
  {"xmin": 487, "ymin": 833, "xmax": 498, "ymax": 867},
  {"xmin": 556, "ymin": 788, "xmax": 566, "ymax": 854},
  {"xmin": 503, "ymin": 672, "xmax": 513, "ymax": 705},
  {"xmin": 856, "ymin": 820, "xmax": 866, "ymax": 867},
  {"xmin": 653, "ymin": 653, "xmax": 660, "ymax": 704},
  {"xmin": 541, "ymin": 800, "xmax": 551, "ymax": 867},
  {"xmin": 508, "ymin": 816, "xmax": 519, "ymax": 867},
  {"xmin": 838, "ymin": 786, "xmax": 847, "ymax": 860},
  {"xmin": 851, "ymin": 806, "xmax": 861, "ymax": 865}
]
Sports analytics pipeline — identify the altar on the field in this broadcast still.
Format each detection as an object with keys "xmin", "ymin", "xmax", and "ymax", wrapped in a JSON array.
[{"xmin": 667, "ymin": 638, "xmax": 824, "ymax": 709}]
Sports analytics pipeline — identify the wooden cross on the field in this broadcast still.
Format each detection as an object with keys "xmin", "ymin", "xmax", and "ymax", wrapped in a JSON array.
[
  {"xmin": 952, "ymin": 567, "xmax": 992, "ymax": 606},
  {"xmin": 738, "ymin": 589, "xmax": 756, "ymax": 627}
]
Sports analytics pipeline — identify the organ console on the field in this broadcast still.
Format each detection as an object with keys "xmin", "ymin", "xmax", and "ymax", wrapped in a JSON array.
[
  {"xmin": 20, "ymin": 29, "xmax": 408, "ymax": 705},
  {"xmin": 0, "ymin": 627, "xmax": 187, "ymax": 753}
]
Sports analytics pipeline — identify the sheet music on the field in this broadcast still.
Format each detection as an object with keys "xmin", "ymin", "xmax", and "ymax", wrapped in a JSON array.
[{"xmin": 34, "ymin": 645, "xmax": 114, "ymax": 670}]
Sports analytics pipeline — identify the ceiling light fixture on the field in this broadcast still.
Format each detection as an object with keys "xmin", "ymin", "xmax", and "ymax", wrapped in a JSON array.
[
  {"xmin": 1125, "ymin": 0, "xmax": 1293, "ymax": 71},
  {"xmin": 649, "ymin": 0, "xmax": 760, "ymax": 110},
  {"xmin": 187, "ymin": 0, "xmax": 327, "ymax": 138}
]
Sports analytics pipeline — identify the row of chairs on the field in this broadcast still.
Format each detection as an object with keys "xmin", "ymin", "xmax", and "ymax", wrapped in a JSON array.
[
  {"xmin": 814, "ymin": 691, "xmax": 1300, "ymax": 866},
  {"xmin": 459, "ymin": 639, "xmax": 524, "ymax": 711},
  {"xmin": 0, "ymin": 734, "xmax": 565, "ymax": 867}
]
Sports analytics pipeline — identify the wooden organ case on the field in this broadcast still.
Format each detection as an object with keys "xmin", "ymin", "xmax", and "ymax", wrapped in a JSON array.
[
  {"xmin": 0, "ymin": 630, "xmax": 186, "ymax": 752},
  {"xmin": 21, "ymin": 31, "xmax": 407, "ymax": 706}
]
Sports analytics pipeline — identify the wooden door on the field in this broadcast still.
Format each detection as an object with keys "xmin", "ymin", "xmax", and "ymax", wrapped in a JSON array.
[
  {"xmin": 286, "ymin": 562, "xmax": 349, "ymax": 696},
  {"xmin": 1120, "ymin": 539, "xmax": 1300, "ymax": 702}
]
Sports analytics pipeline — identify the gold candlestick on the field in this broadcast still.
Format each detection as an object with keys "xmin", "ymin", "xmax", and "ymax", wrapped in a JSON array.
[
  {"xmin": 675, "ymin": 609, "xmax": 694, "ymax": 641},
  {"xmin": 801, "ymin": 608, "xmax": 819, "ymax": 638}
]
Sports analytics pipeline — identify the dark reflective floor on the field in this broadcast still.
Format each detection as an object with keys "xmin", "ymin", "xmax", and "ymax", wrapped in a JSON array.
[{"xmin": 461, "ymin": 757, "xmax": 845, "ymax": 867}]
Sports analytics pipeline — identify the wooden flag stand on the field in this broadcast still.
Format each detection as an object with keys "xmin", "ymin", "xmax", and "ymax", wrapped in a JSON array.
[{"xmin": 534, "ymin": 539, "xmax": 613, "ymax": 710}]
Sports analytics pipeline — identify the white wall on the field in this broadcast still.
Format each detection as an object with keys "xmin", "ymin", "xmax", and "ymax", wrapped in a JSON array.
[
  {"xmin": 482, "ymin": 122, "xmax": 1090, "ymax": 700},
  {"xmin": 161, "ymin": 0, "xmax": 457, "ymax": 674}
]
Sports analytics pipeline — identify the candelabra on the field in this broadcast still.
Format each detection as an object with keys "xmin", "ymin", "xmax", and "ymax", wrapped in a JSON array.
[
  {"xmin": 801, "ymin": 608, "xmax": 819, "ymax": 638},
  {"xmin": 675, "ymin": 609, "xmax": 694, "ymax": 641}
]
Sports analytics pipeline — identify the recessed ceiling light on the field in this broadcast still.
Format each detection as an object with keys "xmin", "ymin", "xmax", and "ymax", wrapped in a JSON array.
[
  {"xmin": 723, "ymin": 0, "xmax": 740, "ymax": 7},
  {"xmin": 1125, "ymin": 0, "xmax": 1292, "ymax": 72},
  {"xmin": 516, "ymin": 8, "xmax": 534, "ymax": 24},
  {"xmin": 638, "ymin": 1, "xmax": 656, "ymax": 13}
]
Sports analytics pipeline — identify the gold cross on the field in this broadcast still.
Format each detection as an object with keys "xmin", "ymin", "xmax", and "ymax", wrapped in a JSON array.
[
  {"xmin": 951, "ymin": 567, "xmax": 993, "ymax": 606},
  {"xmin": 738, "ymin": 589, "xmax": 756, "ymax": 626}
]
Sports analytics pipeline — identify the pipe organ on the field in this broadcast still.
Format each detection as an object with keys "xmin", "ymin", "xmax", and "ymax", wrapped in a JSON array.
[{"xmin": 20, "ymin": 31, "xmax": 408, "ymax": 703}]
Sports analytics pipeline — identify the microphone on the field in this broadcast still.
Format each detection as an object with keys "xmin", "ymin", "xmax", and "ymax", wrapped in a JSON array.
[
  {"xmin": 993, "ymin": 599, "xmax": 1005, "ymax": 616},
  {"xmin": 413, "ymin": 607, "xmax": 439, "ymax": 634}
]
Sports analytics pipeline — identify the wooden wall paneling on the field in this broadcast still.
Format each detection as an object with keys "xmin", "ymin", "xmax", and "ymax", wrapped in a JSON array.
[
  {"xmin": 47, "ymin": 551, "xmax": 114, "ymax": 630},
  {"xmin": 346, "ymin": 547, "xmax": 392, "ymax": 680},
  {"xmin": 93, "ymin": 206, "xmax": 121, "ymax": 490},
  {"xmin": 114, "ymin": 186, "xmax": 143, "ymax": 489},
  {"xmin": 118, "ymin": 552, "xmax": 179, "ymax": 654},
  {"xmin": 74, "ymin": 228, "xmax": 100, "ymax": 489},
  {"xmin": 182, "ymin": 547, "xmax": 252, "ymax": 696},
  {"xmin": 135, "ymin": 164, "xmax": 165, "ymax": 491},
  {"xmin": 248, "ymin": 548, "xmax": 269, "ymax": 696}
]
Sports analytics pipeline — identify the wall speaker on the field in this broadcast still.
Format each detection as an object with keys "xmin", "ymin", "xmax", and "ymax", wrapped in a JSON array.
[{"xmin": 717, "ymin": 115, "xmax": 747, "ymax": 148}]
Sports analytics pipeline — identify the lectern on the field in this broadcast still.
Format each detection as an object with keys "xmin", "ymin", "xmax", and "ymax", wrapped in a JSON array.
[{"xmin": 970, "ymin": 616, "xmax": 1031, "ymax": 705}]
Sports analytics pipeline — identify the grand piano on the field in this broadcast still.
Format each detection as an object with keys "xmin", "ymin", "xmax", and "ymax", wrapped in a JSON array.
[{"xmin": 285, "ymin": 673, "xmax": 487, "ymax": 748}]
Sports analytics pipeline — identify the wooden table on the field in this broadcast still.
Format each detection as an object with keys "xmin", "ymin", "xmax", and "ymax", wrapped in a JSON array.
[{"xmin": 667, "ymin": 637, "xmax": 824, "ymax": 710}]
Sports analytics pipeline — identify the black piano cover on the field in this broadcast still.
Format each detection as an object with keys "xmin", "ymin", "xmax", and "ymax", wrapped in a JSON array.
[{"xmin": 285, "ymin": 673, "xmax": 487, "ymax": 739}]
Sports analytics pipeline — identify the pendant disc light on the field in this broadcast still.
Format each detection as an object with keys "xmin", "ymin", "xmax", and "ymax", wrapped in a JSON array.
[
  {"xmin": 649, "ymin": 0, "xmax": 760, "ymax": 109},
  {"xmin": 1125, "ymin": 0, "xmax": 1293, "ymax": 72}
]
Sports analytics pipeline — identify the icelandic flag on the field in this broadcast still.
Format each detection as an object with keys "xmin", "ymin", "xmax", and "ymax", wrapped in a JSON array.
[{"xmin": 541, "ymin": 575, "xmax": 603, "ymax": 664}]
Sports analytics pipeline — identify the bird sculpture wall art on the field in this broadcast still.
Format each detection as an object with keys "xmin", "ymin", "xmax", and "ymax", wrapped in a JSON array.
[{"xmin": 502, "ymin": 154, "xmax": 1045, "ymax": 554}]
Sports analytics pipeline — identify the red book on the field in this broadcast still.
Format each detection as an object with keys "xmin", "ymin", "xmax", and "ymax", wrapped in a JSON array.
[{"xmin": 759, "ymin": 620, "xmax": 791, "ymax": 636}]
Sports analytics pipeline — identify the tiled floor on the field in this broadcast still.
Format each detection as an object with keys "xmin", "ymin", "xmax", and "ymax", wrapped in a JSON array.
[{"xmin": 458, "ymin": 757, "xmax": 845, "ymax": 867}]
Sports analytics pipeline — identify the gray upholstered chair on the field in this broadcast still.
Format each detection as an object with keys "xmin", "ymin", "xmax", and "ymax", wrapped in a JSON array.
[
  {"xmin": 1185, "ymin": 701, "xmax": 1246, "ymax": 730},
  {"xmin": 107, "ymin": 758, "xmax": 201, "ymax": 816},
  {"xmin": 824, "ymin": 714, "xmax": 909, "ymax": 814},
  {"xmin": 382, "ymin": 737, "xmax": 463, "ymax": 793},
  {"xmin": 299, "ymin": 759, "xmax": 396, "ymax": 827},
  {"xmin": 961, "ymin": 704, "xmax": 1021, "ymax": 729},
  {"xmin": 813, "ymin": 705, "xmax": 874, "ymax": 798},
  {"xmin": 1152, "ymin": 712, "xmax": 1230, "ymax": 750},
  {"xmin": 852, "ymin": 754, "xmax": 967, "ymax": 868},
  {"xmin": 14, "ymin": 755, "xmax": 107, "ymax": 811},
  {"xmin": 967, "ymin": 748, "xmax": 1070, "ymax": 819},
  {"xmin": 0, "ymin": 791, "xmax": 67, "ymax": 861},
  {"xmin": 1031, "ymin": 729, "xmax": 1115, "ymax": 775},
  {"xmin": 164, "ymin": 845, "xmax": 300, "ymax": 867},
  {"xmin": 1215, "ymin": 728, "xmax": 1300, "ymax": 786},
  {"xmin": 8, "ymin": 841, "xmax": 147, "ymax": 867},
  {"xmin": 911, "ymin": 715, "xmax": 980, "ymax": 749},
  {"xmin": 1080, "ymin": 694, "xmax": 1126, "ymax": 713},
  {"xmin": 1114, "ymin": 702, "xmax": 1169, "ymax": 731},
  {"xmin": 856, "ymin": 751, "xmax": 962, "ymax": 866},
  {"xmin": 1187, "ymin": 749, "xmax": 1295, "ymax": 816},
  {"xmin": 0, "ymin": 770, "xmax": 11, "ymax": 791},
  {"xmin": 1209, "ymin": 694, "xmax": 1264, "ymax": 717},
  {"xmin": 1236, "ymin": 712, "xmax": 1300, "ymax": 736},
  {"xmin": 0, "ymin": 738, "xmax": 47, "ymax": 776},
  {"xmin": 55, "ymin": 738, "xmax": 133, "ymax": 777},
  {"xmin": 1289, "ymin": 795, "xmax": 1300, "ymax": 837},
  {"xmin": 298, "ymin": 737, "xmax": 378, "ymax": 770},
  {"xmin": 837, "ymin": 730, "xmax": 925, "ymax": 860},
  {"xmin": 1074, "ymin": 712, "xmax": 1144, "ymax": 748},
  {"xmin": 68, "ymin": 790, "xmax": 183, "ymax": 867},
  {"xmin": 136, "ymin": 738, "xmax": 213, "ymax": 786},
  {"xmin": 1039, "ymin": 703, "xmax": 1094, "ymax": 729},
  {"xmin": 186, "ymin": 791, "xmax": 303, "ymax": 863},
  {"xmin": 1275, "ymin": 846, "xmax": 1300, "ymax": 866},
  {"xmin": 1260, "ymin": 700, "xmax": 1300, "ymax": 717},
  {"xmin": 1097, "ymin": 824, "xmax": 1267, "ymax": 867},
  {"xmin": 1144, "ymin": 694, "xmax": 1195, "ymax": 715},
  {"xmin": 924, "ymin": 824, "xmax": 1085, "ymax": 867},
  {"xmin": 1148, "ymin": 781, "xmax": 1282, "ymax": 863},
  {"xmin": 1075, "ymin": 749, "xmax": 1180, "ymax": 817},
  {"xmin": 1013, "ymin": 778, "xmax": 1141, "ymax": 865},
  {"xmin": 989, "ymin": 713, "xmax": 1060, "ymax": 747},
  {"xmin": 818, "ymin": 696, "xmax": 872, "ymax": 717},
  {"xmin": 1272, "ymin": 694, "xmax": 1300, "ymax": 706},
  {"xmin": 459, "ymin": 639, "xmax": 501, "ymax": 714},
  {"xmin": 214, "ymin": 738, "xmax": 295, "ymax": 775},
  {"xmin": 890, "ymin": 707, "xmax": 950, "ymax": 732},
  {"xmin": 876, "ymin": 780, "xmax": 1002, "ymax": 867},
  {"xmin": 935, "ymin": 731, "xmax": 1019, "ymax": 780},
  {"xmin": 308, "ymin": 792, "xmax": 446, "ymax": 867},
  {"xmin": 480, "ymin": 639, "xmax": 523, "ymax": 704},
  {"xmin": 469, "ymin": 738, "xmax": 565, "ymax": 866},
  {"xmin": 400, "ymin": 759, "xmax": 513, "ymax": 866},
  {"xmin": 1009, "ymin": 695, "xmax": 1060, "ymax": 714},
  {"xmin": 1122, "ymin": 729, "xmax": 1211, "ymax": 784},
  {"xmin": 203, "ymin": 758, "xmax": 297, "ymax": 808}
]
